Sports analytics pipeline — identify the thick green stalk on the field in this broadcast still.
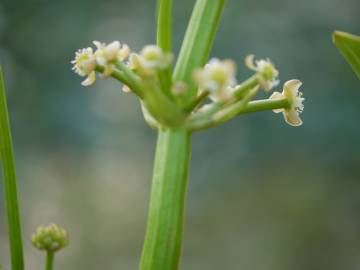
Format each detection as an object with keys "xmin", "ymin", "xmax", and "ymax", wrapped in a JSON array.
[
  {"xmin": 0, "ymin": 66, "xmax": 25, "ymax": 270},
  {"xmin": 140, "ymin": 128, "xmax": 191, "ymax": 270},
  {"xmin": 45, "ymin": 252, "xmax": 54, "ymax": 270},
  {"xmin": 173, "ymin": 0, "xmax": 226, "ymax": 105}
]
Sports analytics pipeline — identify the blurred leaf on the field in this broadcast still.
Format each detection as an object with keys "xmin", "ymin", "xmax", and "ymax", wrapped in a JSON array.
[{"xmin": 333, "ymin": 31, "xmax": 360, "ymax": 80}]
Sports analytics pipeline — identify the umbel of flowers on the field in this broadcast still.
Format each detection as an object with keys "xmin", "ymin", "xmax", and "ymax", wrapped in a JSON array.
[{"xmin": 72, "ymin": 41, "xmax": 304, "ymax": 129}]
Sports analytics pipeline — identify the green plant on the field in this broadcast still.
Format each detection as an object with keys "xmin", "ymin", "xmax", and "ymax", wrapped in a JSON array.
[
  {"xmin": 1, "ymin": 1, "xmax": 305, "ymax": 270},
  {"xmin": 71, "ymin": 1, "xmax": 304, "ymax": 269},
  {"xmin": 0, "ymin": 66, "xmax": 24, "ymax": 270}
]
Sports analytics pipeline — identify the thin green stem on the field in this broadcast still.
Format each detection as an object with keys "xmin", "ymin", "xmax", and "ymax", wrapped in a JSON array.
[
  {"xmin": 233, "ymin": 75, "xmax": 258, "ymax": 99},
  {"xmin": 156, "ymin": 0, "xmax": 173, "ymax": 95},
  {"xmin": 157, "ymin": 0, "xmax": 172, "ymax": 52},
  {"xmin": 189, "ymin": 87, "xmax": 259, "ymax": 131},
  {"xmin": 183, "ymin": 90, "xmax": 209, "ymax": 112},
  {"xmin": 114, "ymin": 62, "xmax": 144, "ymax": 97},
  {"xmin": 140, "ymin": 128, "xmax": 191, "ymax": 270},
  {"xmin": 95, "ymin": 65, "xmax": 143, "ymax": 98},
  {"xmin": 45, "ymin": 252, "xmax": 54, "ymax": 270},
  {"xmin": 189, "ymin": 96, "xmax": 290, "ymax": 132},
  {"xmin": 0, "ymin": 66, "xmax": 25, "ymax": 270},
  {"xmin": 173, "ymin": 0, "xmax": 226, "ymax": 105},
  {"xmin": 239, "ymin": 97, "xmax": 290, "ymax": 115}
]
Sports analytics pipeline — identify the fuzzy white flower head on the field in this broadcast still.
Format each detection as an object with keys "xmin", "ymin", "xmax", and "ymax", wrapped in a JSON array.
[
  {"xmin": 193, "ymin": 58, "xmax": 237, "ymax": 101},
  {"xmin": 138, "ymin": 45, "xmax": 173, "ymax": 69},
  {"xmin": 71, "ymin": 47, "xmax": 96, "ymax": 86},
  {"xmin": 270, "ymin": 79, "xmax": 304, "ymax": 126},
  {"xmin": 93, "ymin": 40, "xmax": 130, "ymax": 78},
  {"xmin": 245, "ymin": 54, "xmax": 279, "ymax": 91},
  {"xmin": 93, "ymin": 41, "xmax": 130, "ymax": 64}
]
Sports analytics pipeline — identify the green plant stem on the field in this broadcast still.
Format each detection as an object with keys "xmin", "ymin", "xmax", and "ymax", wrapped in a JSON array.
[
  {"xmin": 140, "ymin": 128, "xmax": 191, "ymax": 270},
  {"xmin": 0, "ymin": 66, "xmax": 24, "ymax": 270},
  {"xmin": 157, "ymin": 0, "xmax": 172, "ymax": 52},
  {"xmin": 156, "ymin": 0, "xmax": 173, "ymax": 95},
  {"xmin": 239, "ymin": 97, "xmax": 290, "ymax": 115},
  {"xmin": 173, "ymin": 0, "xmax": 226, "ymax": 105},
  {"xmin": 45, "ymin": 252, "xmax": 54, "ymax": 270},
  {"xmin": 189, "ymin": 97, "xmax": 290, "ymax": 132}
]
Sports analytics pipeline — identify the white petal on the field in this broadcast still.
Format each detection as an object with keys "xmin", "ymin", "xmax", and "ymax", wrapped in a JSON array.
[
  {"xmin": 284, "ymin": 110, "xmax": 303, "ymax": 127},
  {"xmin": 81, "ymin": 71, "xmax": 96, "ymax": 86},
  {"xmin": 283, "ymin": 79, "xmax": 302, "ymax": 98},
  {"xmin": 245, "ymin": 54, "xmax": 256, "ymax": 70}
]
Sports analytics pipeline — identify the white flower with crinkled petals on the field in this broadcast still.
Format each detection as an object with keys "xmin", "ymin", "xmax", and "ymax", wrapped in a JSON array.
[
  {"xmin": 193, "ymin": 58, "xmax": 237, "ymax": 101},
  {"xmin": 93, "ymin": 41, "xmax": 130, "ymax": 77},
  {"xmin": 245, "ymin": 54, "xmax": 279, "ymax": 91},
  {"xmin": 93, "ymin": 41, "xmax": 130, "ymax": 63},
  {"xmin": 270, "ymin": 79, "xmax": 304, "ymax": 126},
  {"xmin": 71, "ymin": 48, "xmax": 97, "ymax": 86}
]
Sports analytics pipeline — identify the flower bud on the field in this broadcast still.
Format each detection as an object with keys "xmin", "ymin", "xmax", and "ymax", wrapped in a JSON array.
[
  {"xmin": 245, "ymin": 54, "xmax": 279, "ymax": 91},
  {"xmin": 71, "ymin": 48, "xmax": 96, "ymax": 86},
  {"xmin": 32, "ymin": 224, "xmax": 68, "ymax": 252},
  {"xmin": 139, "ymin": 45, "xmax": 173, "ymax": 70},
  {"xmin": 193, "ymin": 58, "xmax": 237, "ymax": 101}
]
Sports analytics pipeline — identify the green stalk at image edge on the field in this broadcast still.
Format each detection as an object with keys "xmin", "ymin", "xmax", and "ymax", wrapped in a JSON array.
[
  {"xmin": 0, "ymin": 66, "xmax": 25, "ymax": 270},
  {"xmin": 140, "ymin": 1, "xmax": 225, "ymax": 269}
]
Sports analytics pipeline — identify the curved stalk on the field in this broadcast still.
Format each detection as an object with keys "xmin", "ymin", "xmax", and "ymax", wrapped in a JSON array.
[
  {"xmin": 0, "ymin": 66, "xmax": 25, "ymax": 270},
  {"xmin": 140, "ymin": 128, "xmax": 191, "ymax": 270}
]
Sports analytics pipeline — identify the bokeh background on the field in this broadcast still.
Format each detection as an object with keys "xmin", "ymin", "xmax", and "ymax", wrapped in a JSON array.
[{"xmin": 1, "ymin": 0, "xmax": 360, "ymax": 269}]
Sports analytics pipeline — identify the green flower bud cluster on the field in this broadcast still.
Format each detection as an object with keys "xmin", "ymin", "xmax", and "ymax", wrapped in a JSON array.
[{"xmin": 31, "ymin": 224, "xmax": 68, "ymax": 252}]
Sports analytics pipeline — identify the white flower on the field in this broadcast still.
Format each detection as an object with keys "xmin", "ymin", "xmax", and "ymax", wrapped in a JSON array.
[
  {"xmin": 93, "ymin": 41, "xmax": 130, "ymax": 63},
  {"xmin": 193, "ymin": 58, "xmax": 237, "ymax": 101},
  {"xmin": 245, "ymin": 54, "xmax": 279, "ymax": 91},
  {"xmin": 270, "ymin": 79, "xmax": 304, "ymax": 126},
  {"xmin": 93, "ymin": 41, "xmax": 130, "ymax": 77},
  {"xmin": 138, "ymin": 45, "xmax": 173, "ymax": 69},
  {"xmin": 71, "ymin": 48, "xmax": 97, "ymax": 86}
]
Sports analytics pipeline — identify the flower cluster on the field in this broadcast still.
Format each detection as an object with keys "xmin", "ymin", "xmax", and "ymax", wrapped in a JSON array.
[
  {"xmin": 191, "ymin": 55, "xmax": 304, "ymax": 127},
  {"xmin": 32, "ymin": 224, "xmax": 68, "ymax": 253},
  {"xmin": 72, "ymin": 41, "xmax": 304, "ymax": 128},
  {"xmin": 71, "ymin": 41, "xmax": 130, "ymax": 86}
]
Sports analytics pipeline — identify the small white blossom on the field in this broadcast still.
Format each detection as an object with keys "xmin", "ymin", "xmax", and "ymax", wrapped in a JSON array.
[
  {"xmin": 245, "ymin": 54, "xmax": 279, "ymax": 91},
  {"xmin": 270, "ymin": 79, "xmax": 304, "ymax": 126},
  {"xmin": 93, "ymin": 41, "xmax": 130, "ymax": 77},
  {"xmin": 71, "ymin": 48, "xmax": 97, "ymax": 86},
  {"xmin": 128, "ymin": 53, "xmax": 141, "ymax": 70},
  {"xmin": 138, "ymin": 45, "xmax": 173, "ymax": 69},
  {"xmin": 193, "ymin": 58, "xmax": 237, "ymax": 101},
  {"xmin": 93, "ymin": 41, "xmax": 130, "ymax": 63}
]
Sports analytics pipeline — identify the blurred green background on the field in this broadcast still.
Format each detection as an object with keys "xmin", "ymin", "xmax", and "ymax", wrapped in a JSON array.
[{"xmin": 1, "ymin": 0, "xmax": 360, "ymax": 269}]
